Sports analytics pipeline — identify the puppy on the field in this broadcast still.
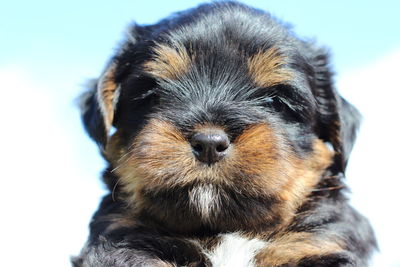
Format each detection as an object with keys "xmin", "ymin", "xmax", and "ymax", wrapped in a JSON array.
[{"xmin": 73, "ymin": 2, "xmax": 377, "ymax": 266}]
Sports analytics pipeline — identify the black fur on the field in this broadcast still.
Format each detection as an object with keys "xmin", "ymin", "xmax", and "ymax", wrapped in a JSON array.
[{"xmin": 75, "ymin": 2, "xmax": 376, "ymax": 266}]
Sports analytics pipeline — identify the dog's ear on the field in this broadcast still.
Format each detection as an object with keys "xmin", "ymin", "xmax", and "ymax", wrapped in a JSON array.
[
  {"xmin": 79, "ymin": 61, "xmax": 120, "ymax": 150},
  {"xmin": 79, "ymin": 25, "xmax": 144, "ymax": 149},
  {"xmin": 310, "ymin": 49, "xmax": 361, "ymax": 174}
]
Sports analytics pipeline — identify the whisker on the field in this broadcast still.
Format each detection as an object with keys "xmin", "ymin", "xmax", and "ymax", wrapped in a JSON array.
[
  {"xmin": 311, "ymin": 185, "xmax": 344, "ymax": 192},
  {"xmin": 111, "ymin": 150, "xmax": 134, "ymax": 173},
  {"xmin": 112, "ymin": 179, "xmax": 121, "ymax": 202}
]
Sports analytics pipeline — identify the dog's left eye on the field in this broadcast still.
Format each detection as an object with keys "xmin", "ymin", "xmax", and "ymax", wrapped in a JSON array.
[
  {"xmin": 262, "ymin": 96, "xmax": 283, "ymax": 112},
  {"xmin": 264, "ymin": 97, "xmax": 274, "ymax": 104},
  {"xmin": 262, "ymin": 95, "xmax": 309, "ymax": 122},
  {"xmin": 133, "ymin": 89, "xmax": 163, "ymax": 107}
]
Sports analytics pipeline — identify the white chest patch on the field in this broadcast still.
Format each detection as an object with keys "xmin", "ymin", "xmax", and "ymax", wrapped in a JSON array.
[{"xmin": 205, "ymin": 233, "xmax": 267, "ymax": 267}]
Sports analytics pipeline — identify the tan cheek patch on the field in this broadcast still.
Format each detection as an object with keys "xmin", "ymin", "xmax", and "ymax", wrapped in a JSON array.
[
  {"xmin": 275, "ymin": 139, "xmax": 333, "ymax": 222},
  {"xmin": 247, "ymin": 47, "xmax": 293, "ymax": 88},
  {"xmin": 232, "ymin": 123, "xmax": 286, "ymax": 192},
  {"xmin": 116, "ymin": 119, "xmax": 199, "ymax": 207},
  {"xmin": 256, "ymin": 232, "xmax": 344, "ymax": 266},
  {"xmin": 144, "ymin": 43, "xmax": 192, "ymax": 80},
  {"xmin": 233, "ymin": 124, "xmax": 333, "ymax": 225}
]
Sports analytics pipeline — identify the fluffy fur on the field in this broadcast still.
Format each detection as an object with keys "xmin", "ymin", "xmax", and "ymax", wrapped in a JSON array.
[{"xmin": 73, "ymin": 2, "xmax": 377, "ymax": 266}]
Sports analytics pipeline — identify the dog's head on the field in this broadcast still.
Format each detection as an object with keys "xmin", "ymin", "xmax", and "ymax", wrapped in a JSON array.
[{"xmin": 81, "ymin": 2, "xmax": 360, "ymax": 233}]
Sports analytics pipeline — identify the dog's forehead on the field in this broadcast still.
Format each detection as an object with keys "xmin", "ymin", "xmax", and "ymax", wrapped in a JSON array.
[
  {"xmin": 137, "ymin": 5, "xmax": 304, "ymax": 96},
  {"xmin": 114, "ymin": 4, "xmax": 314, "ymax": 106}
]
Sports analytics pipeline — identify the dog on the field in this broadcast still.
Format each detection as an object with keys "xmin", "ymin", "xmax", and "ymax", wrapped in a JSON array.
[{"xmin": 73, "ymin": 2, "xmax": 377, "ymax": 266}]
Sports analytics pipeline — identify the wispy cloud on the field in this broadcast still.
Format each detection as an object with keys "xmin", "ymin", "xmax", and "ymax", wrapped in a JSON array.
[
  {"xmin": 0, "ymin": 67, "xmax": 106, "ymax": 267},
  {"xmin": 339, "ymin": 48, "xmax": 400, "ymax": 267}
]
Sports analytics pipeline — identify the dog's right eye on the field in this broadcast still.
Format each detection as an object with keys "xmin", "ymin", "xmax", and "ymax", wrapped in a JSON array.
[
  {"xmin": 134, "ymin": 89, "xmax": 161, "ymax": 106},
  {"xmin": 262, "ymin": 96, "xmax": 284, "ymax": 113},
  {"xmin": 260, "ymin": 94, "xmax": 309, "ymax": 123}
]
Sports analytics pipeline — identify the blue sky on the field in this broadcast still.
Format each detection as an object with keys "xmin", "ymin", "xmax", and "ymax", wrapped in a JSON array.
[
  {"xmin": 2, "ymin": 0, "xmax": 400, "ymax": 73},
  {"xmin": 1, "ymin": 1, "xmax": 400, "ymax": 266}
]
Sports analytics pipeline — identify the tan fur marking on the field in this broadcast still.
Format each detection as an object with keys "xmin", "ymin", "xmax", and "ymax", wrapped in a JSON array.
[
  {"xmin": 275, "ymin": 139, "xmax": 333, "ymax": 224},
  {"xmin": 256, "ymin": 232, "xmax": 344, "ymax": 266},
  {"xmin": 234, "ymin": 124, "xmax": 281, "ymax": 179},
  {"xmin": 97, "ymin": 62, "xmax": 119, "ymax": 131},
  {"xmin": 248, "ymin": 47, "xmax": 293, "ymax": 87},
  {"xmin": 233, "ymin": 125, "xmax": 333, "ymax": 226},
  {"xmin": 116, "ymin": 119, "xmax": 194, "ymax": 207},
  {"xmin": 144, "ymin": 43, "xmax": 191, "ymax": 80}
]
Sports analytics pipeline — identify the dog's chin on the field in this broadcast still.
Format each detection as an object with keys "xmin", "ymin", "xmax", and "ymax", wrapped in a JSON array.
[{"xmin": 129, "ymin": 179, "xmax": 281, "ymax": 234}]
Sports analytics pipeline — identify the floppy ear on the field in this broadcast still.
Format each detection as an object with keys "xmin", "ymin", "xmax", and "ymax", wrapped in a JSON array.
[
  {"xmin": 80, "ymin": 61, "xmax": 120, "ymax": 150},
  {"xmin": 326, "ymin": 96, "xmax": 361, "ymax": 173},
  {"xmin": 79, "ymin": 24, "xmax": 147, "ymax": 150},
  {"xmin": 310, "ymin": 49, "xmax": 361, "ymax": 174},
  {"xmin": 335, "ymin": 97, "xmax": 361, "ymax": 169}
]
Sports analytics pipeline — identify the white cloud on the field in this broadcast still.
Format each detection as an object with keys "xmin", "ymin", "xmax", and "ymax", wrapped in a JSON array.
[
  {"xmin": 338, "ymin": 49, "xmax": 400, "ymax": 266},
  {"xmin": 0, "ymin": 67, "xmax": 105, "ymax": 267}
]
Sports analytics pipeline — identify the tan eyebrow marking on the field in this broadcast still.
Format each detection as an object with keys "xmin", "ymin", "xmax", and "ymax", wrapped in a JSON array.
[
  {"xmin": 248, "ymin": 47, "xmax": 293, "ymax": 87},
  {"xmin": 143, "ymin": 43, "xmax": 192, "ymax": 80}
]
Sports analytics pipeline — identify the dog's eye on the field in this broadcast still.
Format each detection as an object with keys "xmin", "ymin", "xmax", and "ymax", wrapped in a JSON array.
[
  {"xmin": 134, "ymin": 89, "xmax": 163, "ymax": 106},
  {"xmin": 262, "ymin": 96, "xmax": 307, "ymax": 122},
  {"xmin": 262, "ymin": 96, "xmax": 283, "ymax": 112},
  {"xmin": 264, "ymin": 97, "xmax": 274, "ymax": 104}
]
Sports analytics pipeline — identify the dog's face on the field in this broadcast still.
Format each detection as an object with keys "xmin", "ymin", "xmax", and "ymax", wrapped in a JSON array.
[{"xmin": 81, "ymin": 3, "xmax": 360, "ymax": 234}]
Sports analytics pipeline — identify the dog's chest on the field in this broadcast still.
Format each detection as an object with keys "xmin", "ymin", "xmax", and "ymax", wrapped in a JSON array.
[{"xmin": 203, "ymin": 233, "xmax": 267, "ymax": 267}]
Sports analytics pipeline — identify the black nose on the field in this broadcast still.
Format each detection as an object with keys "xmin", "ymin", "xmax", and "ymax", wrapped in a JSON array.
[{"xmin": 190, "ymin": 129, "xmax": 230, "ymax": 165}]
